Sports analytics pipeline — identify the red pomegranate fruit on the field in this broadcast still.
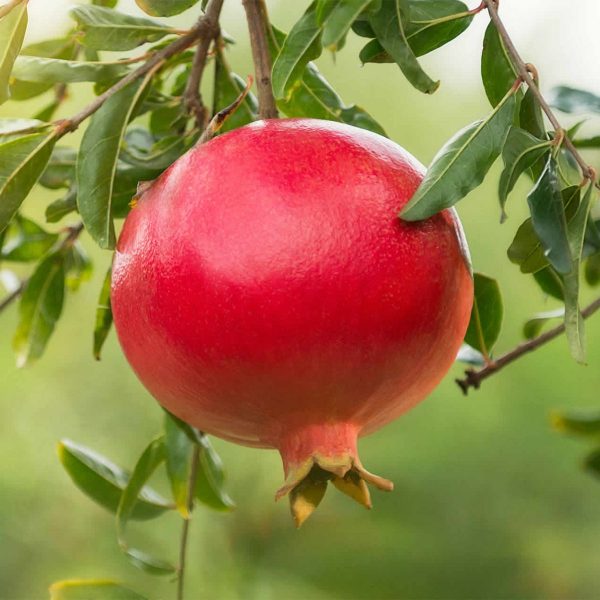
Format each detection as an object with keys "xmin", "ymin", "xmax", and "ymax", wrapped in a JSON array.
[{"xmin": 111, "ymin": 119, "xmax": 473, "ymax": 526}]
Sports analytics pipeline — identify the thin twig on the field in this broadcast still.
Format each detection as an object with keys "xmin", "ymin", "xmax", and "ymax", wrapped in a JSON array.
[
  {"xmin": 483, "ymin": 0, "xmax": 596, "ymax": 183},
  {"xmin": 55, "ymin": 14, "xmax": 219, "ymax": 136},
  {"xmin": 182, "ymin": 0, "xmax": 225, "ymax": 128},
  {"xmin": 176, "ymin": 446, "xmax": 200, "ymax": 600},
  {"xmin": 0, "ymin": 222, "xmax": 83, "ymax": 314},
  {"xmin": 241, "ymin": 0, "xmax": 278, "ymax": 119},
  {"xmin": 456, "ymin": 295, "xmax": 600, "ymax": 394}
]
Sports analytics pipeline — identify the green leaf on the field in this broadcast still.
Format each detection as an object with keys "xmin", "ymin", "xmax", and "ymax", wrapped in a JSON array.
[
  {"xmin": 40, "ymin": 146, "xmax": 77, "ymax": 190},
  {"xmin": 481, "ymin": 21, "xmax": 518, "ymax": 107},
  {"xmin": 508, "ymin": 186, "xmax": 580, "ymax": 274},
  {"xmin": 322, "ymin": 0, "xmax": 372, "ymax": 50},
  {"xmin": 572, "ymin": 135, "xmax": 600, "ymax": 149},
  {"xmin": 0, "ymin": 117, "xmax": 46, "ymax": 136},
  {"xmin": 1, "ymin": 215, "xmax": 58, "ymax": 261},
  {"xmin": 70, "ymin": 5, "xmax": 174, "ymax": 51},
  {"xmin": 584, "ymin": 448, "xmax": 600, "ymax": 479},
  {"xmin": 368, "ymin": 0, "xmax": 439, "ymax": 94},
  {"xmin": 519, "ymin": 85, "xmax": 545, "ymax": 139},
  {"xmin": 527, "ymin": 156, "xmax": 572, "ymax": 275},
  {"xmin": 0, "ymin": 131, "xmax": 57, "ymax": 235},
  {"xmin": 13, "ymin": 252, "xmax": 64, "ymax": 367},
  {"xmin": 550, "ymin": 86, "xmax": 600, "ymax": 114},
  {"xmin": 551, "ymin": 410, "xmax": 600, "ymax": 438},
  {"xmin": 404, "ymin": 0, "xmax": 473, "ymax": 57},
  {"xmin": 164, "ymin": 413, "xmax": 193, "ymax": 517},
  {"xmin": 533, "ymin": 266, "xmax": 564, "ymax": 301},
  {"xmin": 121, "ymin": 129, "xmax": 191, "ymax": 171},
  {"xmin": 213, "ymin": 52, "xmax": 257, "ymax": 133},
  {"xmin": 585, "ymin": 252, "xmax": 600, "ymax": 286},
  {"xmin": 49, "ymin": 579, "xmax": 148, "ymax": 600},
  {"xmin": 523, "ymin": 308, "xmax": 563, "ymax": 340},
  {"xmin": 135, "ymin": 0, "xmax": 200, "ymax": 16},
  {"xmin": 351, "ymin": 19, "xmax": 376, "ymax": 38},
  {"xmin": 272, "ymin": 2, "xmax": 330, "ymax": 99},
  {"xmin": 464, "ymin": 272, "xmax": 503, "ymax": 357},
  {"xmin": 117, "ymin": 437, "xmax": 176, "ymax": 576},
  {"xmin": 401, "ymin": 90, "xmax": 516, "ymax": 221},
  {"xmin": 77, "ymin": 71, "xmax": 154, "ymax": 249},
  {"xmin": 94, "ymin": 266, "xmax": 113, "ymax": 360},
  {"xmin": 93, "ymin": 0, "xmax": 118, "ymax": 6},
  {"xmin": 46, "ymin": 187, "xmax": 77, "ymax": 223},
  {"xmin": 0, "ymin": 0, "xmax": 27, "ymax": 104},
  {"xmin": 498, "ymin": 127, "xmax": 550, "ymax": 220},
  {"xmin": 57, "ymin": 439, "xmax": 171, "ymax": 520},
  {"xmin": 358, "ymin": 39, "xmax": 392, "ymax": 64},
  {"xmin": 563, "ymin": 183, "xmax": 596, "ymax": 362},
  {"xmin": 65, "ymin": 242, "xmax": 93, "ymax": 292},
  {"xmin": 12, "ymin": 56, "xmax": 129, "ymax": 84},
  {"xmin": 195, "ymin": 436, "xmax": 235, "ymax": 511}
]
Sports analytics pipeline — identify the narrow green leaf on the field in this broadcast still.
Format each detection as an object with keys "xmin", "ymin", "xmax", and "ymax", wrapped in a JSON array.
[
  {"xmin": 563, "ymin": 183, "xmax": 596, "ymax": 362},
  {"xmin": 0, "ymin": 131, "xmax": 57, "ymax": 234},
  {"xmin": 13, "ymin": 252, "xmax": 64, "ymax": 367},
  {"xmin": 40, "ymin": 146, "xmax": 77, "ymax": 190},
  {"xmin": 523, "ymin": 308, "xmax": 563, "ymax": 340},
  {"xmin": 271, "ymin": 2, "xmax": 329, "ymax": 99},
  {"xmin": 49, "ymin": 579, "xmax": 148, "ymax": 600},
  {"xmin": 117, "ymin": 437, "xmax": 176, "ymax": 576},
  {"xmin": 93, "ymin": 0, "xmax": 118, "ymax": 6},
  {"xmin": 519, "ymin": 85, "xmax": 545, "ymax": 139},
  {"xmin": 0, "ymin": 117, "xmax": 46, "ymax": 136},
  {"xmin": 70, "ymin": 5, "xmax": 173, "ymax": 51},
  {"xmin": 527, "ymin": 156, "xmax": 572, "ymax": 275},
  {"xmin": 359, "ymin": 39, "xmax": 392, "ymax": 64},
  {"xmin": 368, "ymin": 0, "xmax": 439, "ymax": 94},
  {"xmin": 1, "ymin": 215, "xmax": 58, "ymax": 262},
  {"xmin": 572, "ymin": 135, "xmax": 600, "ymax": 149},
  {"xmin": 0, "ymin": 0, "xmax": 27, "ymax": 104},
  {"xmin": 65, "ymin": 242, "xmax": 92, "ymax": 292},
  {"xmin": 195, "ymin": 436, "xmax": 235, "ymax": 511},
  {"xmin": 12, "ymin": 55, "xmax": 129, "ymax": 84},
  {"xmin": 46, "ymin": 187, "xmax": 77, "ymax": 223},
  {"xmin": 498, "ymin": 127, "xmax": 550, "ymax": 219},
  {"xmin": 585, "ymin": 252, "xmax": 600, "ymax": 286},
  {"xmin": 481, "ymin": 21, "xmax": 518, "ymax": 107},
  {"xmin": 164, "ymin": 413, "xmax": 193, "ymax": 517},
  {"xmin": 135, "ymin": 0, "xmax": 200, "ymax": 17},
  {"xmin": 57, "ymin": 439, "xmax": 172, "ymax": 520},
  {"xmin": 533, "ymin": 266, "xmax": 564, "ymax": 301},
  {"xmin": 550, "ymin": 86, "xmax": 600, "ymax": 114},
  {"xmin": 77, "ymin": 71, "xmax": 154, "ymax": 249},
  {"xmin": 121, "ymin": 129, "xmax": 191, "ymax": 171},
  {"xmin": 401, "ymin": 90, "xmax": 516, "ymax": 221},
  {"xmin": 464, "ymin": 272, "xmax": 503, "ymax": 357},
  {"xmin": 322, "ymin": 0, "xmax": 372, "ymax": 50},
  {"xmin": 94, "ymin": 266, "xmax": 113, "ymax": 360},
  {"xmin": 552, "ymin": 410, "xmax": 600, "ymax": 437}
]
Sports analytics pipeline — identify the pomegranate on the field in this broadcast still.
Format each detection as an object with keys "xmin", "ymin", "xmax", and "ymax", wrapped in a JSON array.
[{"xmin": 111, "ymin": 119, "xmax": 473, "ymax": 526}]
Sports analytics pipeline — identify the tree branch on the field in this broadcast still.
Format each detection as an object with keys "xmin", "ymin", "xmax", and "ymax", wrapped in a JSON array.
[
  {"xmin": 483, "ymin": 0, "xmax": 597, "ymax": 183},
  {"xmin": 182, "ymin": 0, "xmax": 225, "ymax": 129},
  {"xmin": 55, "ymin": 13, "xmax": 219, "ymax": 136},
  {"xmin": 176, "ymin": 445, "xmax": 200, "ymax": 600},
  {"xmin": 456, "ymin": 295, "xmax": 600, "ymax": 394},
  {"xmin": 241, "ymin": 0, "xmax": 278, "ymax": 119}
]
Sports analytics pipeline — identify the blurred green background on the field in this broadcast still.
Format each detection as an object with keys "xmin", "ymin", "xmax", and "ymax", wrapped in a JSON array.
[{"xmin": 2, "ymin": 1, "xmax": 600, "ymax": 599}]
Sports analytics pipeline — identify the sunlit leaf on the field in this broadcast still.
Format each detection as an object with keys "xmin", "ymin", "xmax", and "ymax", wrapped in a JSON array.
[
  {"xmin": 12, "ymin": 56, "xmax": 129, "ymax": 84},
  {"xmin": 70, "ymin": 5, "xmax": 174, "ymax": 51},
  {"xmin": 49, "ymin": 579, "xmax": 148, "ymax": 600},
  {"xmin": 1, "ymin": 215, "xmax": 58, "ymax": 262},
  {"xmin": 401, "ymin": 90, "xmax": 516, "ymax": 221},
  {"xmin": 464, "ymin": 273, "xmax": 503, "ymax": 357},
  {"xmin": 57, "ymin": 439, "xmax": 171, "ymax": 520},
  {"xmin": 0, "ymin": 131, "xmax": 57, "ymax": 234},
  {"xmin": 77, "ymin": 71, "xmax": 154, "ymax": 249},
  {"xmin": 481, "ymin": 21, "xmax": 518, "ymax": 107},
  {"xmin": 0, "ymin": 0, "xmax": 27, "ymax": 104},
  {"xmin": 368, "ymin": 0, "xmax": 439, "ymax": 94},
  {"xmin": 523, "ymin": 308, "xmax": 563, "ymax": 340},
  {"xmin": 135, "ymin": 0, "xmax": 200, "ymax": 17},
  {"xmin": 549, "ymin": 86, "xmax": 600, "ymax": 114},
  {"xmin": 13, "ymin": 252, "xmax": 64, "ymax": 367},
  {"xmin": 94, "ymin": 266, "xmax": 113, "ymax": 360}
]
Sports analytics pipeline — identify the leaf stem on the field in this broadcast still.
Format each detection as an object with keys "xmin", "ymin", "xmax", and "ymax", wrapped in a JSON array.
[
  {"xmin": 176, "ymin": 446, "xmax": 200, "ymax": 600},
  {"xmin": 241, "ymin": 0, "xmax": 278, "ymax": 119},
  {"xmin": 182, "ymin": 0, "xmax": 225, "ymax": 129},
  {"xmin": 483, "ymin": 0, "xmax": 596, "ymax": 184},
  {"xmin": 456, "ymin": 294, "xmax": 600, "ymax": 394}
]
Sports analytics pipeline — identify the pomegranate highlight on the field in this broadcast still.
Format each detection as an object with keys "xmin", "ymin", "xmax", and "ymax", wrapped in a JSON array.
[{"xmin": 111, "ymin": 119, "xmax": 473, "ymax": 526}]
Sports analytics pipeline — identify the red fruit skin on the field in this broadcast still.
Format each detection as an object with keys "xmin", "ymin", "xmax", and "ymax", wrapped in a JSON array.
[{"xmin": 112, "ymin": 119, "xmax": 473, "ymax": 474}]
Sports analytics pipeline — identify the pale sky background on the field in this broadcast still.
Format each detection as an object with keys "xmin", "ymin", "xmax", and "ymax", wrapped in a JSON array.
[{"xmin": 24, "ymin": 0, "xmax": 600, "ymax": 96}]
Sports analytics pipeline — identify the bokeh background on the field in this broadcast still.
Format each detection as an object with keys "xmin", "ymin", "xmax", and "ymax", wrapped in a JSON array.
[{"xmin": 2, "ymin": 1, "xmax": 600, "ymax": 598}]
